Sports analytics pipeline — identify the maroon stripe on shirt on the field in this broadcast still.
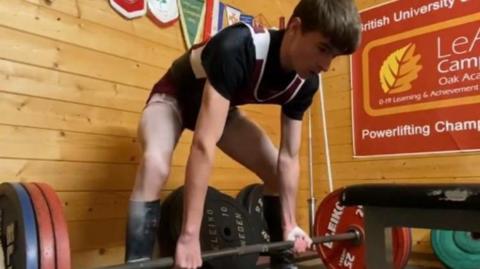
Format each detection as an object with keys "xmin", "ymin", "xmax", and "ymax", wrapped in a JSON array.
[{"xmin": 273, "ymin": 76, "xmax": 302, "ymax": 104}]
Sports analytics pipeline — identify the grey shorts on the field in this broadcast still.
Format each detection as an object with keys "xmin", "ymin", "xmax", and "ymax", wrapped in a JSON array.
[{"xmin": 146, "ymin": 93, "xmax": 183, "ymax": 126}]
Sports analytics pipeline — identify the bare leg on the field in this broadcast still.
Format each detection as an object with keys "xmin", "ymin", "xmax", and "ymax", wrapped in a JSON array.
[
  {"xmin": 131, "ymin": 94, "xmax": 183, "ymax": 201},
  {"xmin": 217, "ymin": 109, "xmax": 279, "ymax": 194},
  {"xmin": 125, "ymin": 94, "xmax": 183, "ymax": 263}
]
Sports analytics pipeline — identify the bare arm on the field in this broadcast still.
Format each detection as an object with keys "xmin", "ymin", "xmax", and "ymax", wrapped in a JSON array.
[
  {"xmin": 277, "ymin": 113, "xmax": 303, "ymax": 233},
  {"xmin": 181, "ymin": 80, "xmax": 230, "ymax": 238}
]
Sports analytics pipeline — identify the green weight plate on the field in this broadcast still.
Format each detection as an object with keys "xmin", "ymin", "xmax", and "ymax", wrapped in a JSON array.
[
  {"xmin": 431, "ymin": 229, "xmax": 480, "ymax": 269},
  {"xmin": 454, "ymin": 231, "xmax": 480, "ymax": 253}
]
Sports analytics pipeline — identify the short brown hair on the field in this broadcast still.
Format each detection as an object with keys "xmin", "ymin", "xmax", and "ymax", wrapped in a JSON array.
[{"xmin": 291, "ymin": 0, "xmax": 361, "ymax": 55}]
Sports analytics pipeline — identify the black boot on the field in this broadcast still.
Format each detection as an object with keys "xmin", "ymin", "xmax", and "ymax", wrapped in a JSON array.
[
  {"xmin": 124, "ymin": 200, "xmax": 161, "ymax": 263},
  {"xmin": 263, "ymin": 196, "xmax": 298, "ymax": 269}
]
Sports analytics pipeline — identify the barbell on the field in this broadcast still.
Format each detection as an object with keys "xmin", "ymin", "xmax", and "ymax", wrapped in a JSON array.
[{"xmin": 99, "ymin": 231, "xmax": 361, "ymax": 269}]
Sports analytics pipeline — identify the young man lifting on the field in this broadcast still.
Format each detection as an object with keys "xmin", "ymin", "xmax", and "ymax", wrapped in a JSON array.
[{"xmin": 125, "ymin": 0, "xmax": 361, "ymax": 268}]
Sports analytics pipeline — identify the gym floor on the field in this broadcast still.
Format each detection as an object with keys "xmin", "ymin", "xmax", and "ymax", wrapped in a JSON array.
[
  {"xmin": 297, "ymin": 262, "xmax": 434, "ymax": 269},
  {"xmin": 257, "ymin": 255, "xmax": 436, "ymax": 269},
  {"xmin": 283, "ymin": 260, "xmax": 432, "ymax": 269}
]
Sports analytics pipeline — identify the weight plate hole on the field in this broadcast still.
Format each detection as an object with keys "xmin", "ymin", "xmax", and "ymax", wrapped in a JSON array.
[
  {"xmin": 470, "ymin": 232, "xmax": 480, "ymax": 240},
  {"xmin": 223, "ymin": 227, "xmax": 232, "ymax": 238}
]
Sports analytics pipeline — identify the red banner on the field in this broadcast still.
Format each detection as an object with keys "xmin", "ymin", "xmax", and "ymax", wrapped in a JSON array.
[{"xmin": 352, "ymin": 0, "xmax": 480, "ymax": 157}]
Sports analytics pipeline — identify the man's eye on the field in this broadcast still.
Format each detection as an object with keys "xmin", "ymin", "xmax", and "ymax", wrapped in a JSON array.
[{"xmin": 317, "ymin": 46, "xmax": 327, "ymax": 53}]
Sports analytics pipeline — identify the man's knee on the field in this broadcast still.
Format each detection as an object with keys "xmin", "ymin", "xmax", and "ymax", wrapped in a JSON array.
[
  {"xmin": 131, "ymin": 152, "xmax": 170, "ymax": 200},
  {"xmin": 142, "ymin": 152, "xmax": 171, "ymax": 184}
]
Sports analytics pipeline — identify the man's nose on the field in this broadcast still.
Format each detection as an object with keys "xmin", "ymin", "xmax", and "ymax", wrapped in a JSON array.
[{"xmin": 318, "ymin": 56, "xmax": 333, "ymax": 73}]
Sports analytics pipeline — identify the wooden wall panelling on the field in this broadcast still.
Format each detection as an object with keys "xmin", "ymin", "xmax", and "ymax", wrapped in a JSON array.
[
  {"xmin": 3, "ymin": 1, "xmax": 181, "ymax": 68},
  {"xmin": 25, "ymin": 0, "xmax": 183, "ymax": 47},
  {"xmin": 0, "ymin": 158, "xmax": 268, "ymax": 192},
  {"xmin": 0, "ymin": 26, "xmax": 162, "ymax": 88},
  {"xmin": 0, "ymin": 92, "xmax": 140, "ymax": 137},
  {"xmin": 0, "ymin": 59, "xmax": 149, "ymax": 112}
]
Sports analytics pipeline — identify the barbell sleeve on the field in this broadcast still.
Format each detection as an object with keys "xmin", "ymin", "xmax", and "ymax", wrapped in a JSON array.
[{"xmin": 99, "ymin": 230, "xmax": 360, "ymax": 269}]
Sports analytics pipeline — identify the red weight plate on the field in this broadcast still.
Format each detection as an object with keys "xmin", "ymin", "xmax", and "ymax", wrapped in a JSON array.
[
  {"xmin": 392, "ymin": 228, "xmax": 403, "ymax": 267},
  {"xmin": 314, "ymin": 189, "xmax": 407, "ymax": 269},
  {"xmin": 34, "ymin": 183, "xmax": 71, "ymax": 269},
  {"xmin": 392, "ymin": 228, "xmax": 412, "ymax": 269},
  {"xmin": 399, "ymin": 228, "xmax": 412, "ymax": 268},
  {"xmin": 22, "ymin": 183, "xmax": 56, "ymax": 269},
  {"xmin": 314, "ymin": 189, "xmax": 366, "ymax": 269}
]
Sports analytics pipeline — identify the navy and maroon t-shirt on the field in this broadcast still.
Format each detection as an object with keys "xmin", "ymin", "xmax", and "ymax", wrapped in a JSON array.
[{"xmin": 148, "ymin": 23, "xmax": 319, "ymax": 130}]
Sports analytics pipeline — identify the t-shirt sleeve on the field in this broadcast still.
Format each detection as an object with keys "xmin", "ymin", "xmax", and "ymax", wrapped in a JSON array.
[
  {"xmin": 201, "ymin": 24, "xmax": 254, "ymax": 100},
  {"xmin": 281, "ymin": 75, "xmax": 319, "ymax": 120}
]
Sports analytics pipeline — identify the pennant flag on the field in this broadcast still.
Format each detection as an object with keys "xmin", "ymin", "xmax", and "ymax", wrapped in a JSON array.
[
  {"xmin": 110, "ymin": 0, "xmax": 147, "ymax": 19},
  {"xmin": 211, "ymin": 1, "xmax": 224, "ymax": 35},
  {"xmin": 147, "ymin": 0, "xmax": 179, "ymax": 27},
  {"xmin": 203, "ymin": 0, "xmax": 214, "ymax": 40},
  {"xmin": 203, "ymin": 0, "xmax": 226, "ymax": 40},
  {"xmin": 225, "ymin": 5, "xmax": 241, "ymax": 25},
  {"xmin": 253, "ymin": 13, "xmax": 271, "ymax": 28},
  {"xmin": 239, "ymin": 14, "xmax": 254, "ymax": 26},
  {"xmin": 178, "ymin": 0, "xmax": 206, "ymax": 48}
]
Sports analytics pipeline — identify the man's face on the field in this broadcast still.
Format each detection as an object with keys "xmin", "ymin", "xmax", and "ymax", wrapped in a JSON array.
[{"xmin": 287, "ymin": 22, "xmax": 338, "ymax": 79}]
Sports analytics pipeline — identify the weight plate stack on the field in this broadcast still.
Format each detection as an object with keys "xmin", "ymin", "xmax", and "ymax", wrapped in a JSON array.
[
  {"xmin": 158, "ymin": 186, "xmax": 260, "ymax": 269},
  {"xmin": 431, "ymin": 229, "xmax": 480, "ymax": 269},
  {"xmin": 34, "ymin": 182, "xmax": 71, "ymax": 269},
  {"xmin": 22, "ymin": 183, "xmax": 56, "ymax": 269}
]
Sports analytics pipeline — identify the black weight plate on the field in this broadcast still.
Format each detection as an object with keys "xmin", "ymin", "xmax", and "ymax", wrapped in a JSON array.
[
  {"xmin": 202, "ymin": 187, "xmax": 259, "ymax": 269},
  {"xmin": 0, "ymin": 182, "xmax": 39, "ymax": 269},
  {"xmin": 160, "ymin": 186, "xmax": 259, "ymax": 269},
  {"xmin": 236, "ymin": 184, "xmax": 256, "ymax": 210},
  {"xmin": 237, "ymin": 184, "xmax": 270, "ymax": 244},
  {"xmin": 244, "ymin": 184, "xmax": 270, "ymax": 244}
]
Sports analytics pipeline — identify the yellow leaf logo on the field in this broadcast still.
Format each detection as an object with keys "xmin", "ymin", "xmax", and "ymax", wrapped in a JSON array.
[{"xmin": 379, "ymin": 43, "xmax": 422, "ymax": 94}]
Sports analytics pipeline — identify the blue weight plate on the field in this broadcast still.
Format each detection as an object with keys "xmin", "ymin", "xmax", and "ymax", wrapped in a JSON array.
[
  {"xmin": 0, "ymin": 182, "xmax": 39, "ymax": 269},
  {"xmin": 431, "ymin": 229, "xmax": 480, "ymax": 269}
]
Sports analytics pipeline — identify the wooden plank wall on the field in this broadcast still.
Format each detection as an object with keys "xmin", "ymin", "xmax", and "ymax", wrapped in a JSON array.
[
  {"xmin": 312, "ymin": 0, "xmax": 477, "ymax": 268},
  {"xmin": 0, "ymin": 0, "xmax": 322, "ymax": 268}
]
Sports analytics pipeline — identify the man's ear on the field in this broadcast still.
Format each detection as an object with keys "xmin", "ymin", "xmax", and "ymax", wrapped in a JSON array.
[{"xmin": 287, "ymin": 17, "xmax": 302, "ymax": 33}]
